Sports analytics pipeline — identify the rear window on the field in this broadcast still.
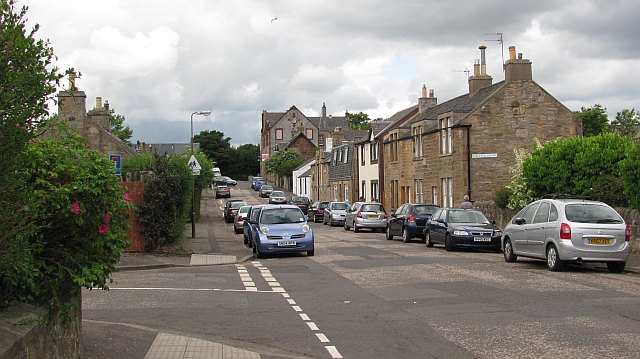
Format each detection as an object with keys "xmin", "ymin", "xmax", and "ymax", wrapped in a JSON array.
[
  {"xmin": 414, "ymin": 205, "xmax": 438, "ymax": 215},
  {"xmin": 291, "ymin": 197, "xmax": 309, "ymax": 204},
  {"xmin": 361, "ymin": 204, "xmax": 384, "ymax": 212},
  {"xmin": 229, "ymin": 201, "xmax": 246, "ymax": 209},
  {"xmin": 331, "ymin": 203, "xmax": 350, "ymax": 210},
  {"xmin": 565, "ymin": 204, "xmax": 623, "ymax": 224}
]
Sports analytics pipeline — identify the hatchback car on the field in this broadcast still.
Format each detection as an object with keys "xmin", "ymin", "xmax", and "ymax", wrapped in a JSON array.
[
  {"xmin": 252, "ymin": 205, "xmax": 314, "ymax": 258},
  {"xmin": 307, "ymin": 201, "xmax": 329, "ymax": 223},
  {"xmin": 425, "ymin": 208, "xmax": 502, "ymax": 251},
  {"xmin": 251, "ymin": 177, "xmax": 263, "ymax": 189},
  {"xmin": 258, "ymin": 185, "xmax": 274, "ymax": 198},
  {"xmin": 243, "ymin": 204, "xmax": 267, "ymax": 246},
  {"xmin": 387, "ymin": 203, "xmax": 439, "ymax": 242},
  {"xmin": 323, "ymin": 201, "xmax": 350, "ymax": 226},
  {"xmin": 233, "ymin": 205, "xmax": 251, "ymax": 234},
  {"xmin": 269, "ymin": 190, "xmax": 287, "ymax": 204},
  {"xmin": 215, "ymin": 184, "xmax": 231, "ymax": 198},
  {"xmin": 344, "ymin": 202, "xmax": 388, "ymax": 233},
  {"xmin": 289, "ymin": 196, "xmax": 311, "ymax": 213},
  {"xmin": 254, "ymin": 180, "xmax": 267, "ymax": 191},
  {"xmin": 501, "ymin": 197, "xmax": 630, "ymax": 272},
  {"xmin": 223, "ymin": 199, "xmax": 247, "ymax": 223},
  {"xmin": 222, "ymin": 176, "xmax": 237, "ymax": 186}
]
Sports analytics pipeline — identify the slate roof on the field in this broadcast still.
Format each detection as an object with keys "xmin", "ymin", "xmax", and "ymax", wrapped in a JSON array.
[
  {"xmin": 376, "ymin": 104, "xmax": 419, "ymax": 138},
  {"xmin": 328, "ymin": 143, "xmax": 354, "ymax": 180}
]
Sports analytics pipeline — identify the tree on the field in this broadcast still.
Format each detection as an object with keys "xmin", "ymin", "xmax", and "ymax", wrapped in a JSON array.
[
  {"xmin": 110, "ymin": 110, "xmax": 133, "ymax": 145},
  {"xmin": 193, "ymin": 130, "xmax": 232, "ymax": 170},
  {"xmin": 264, "ymin": 149, "xmax": 303, "ymax": 186},
  {"xmin": 575, "ymin": 104, "xmax": 609, "ymax": 137},
  {"xmin": 346, "ymin": 111, "xmax": 372, "ymax": 130},
  {"xmin": 0, "ymin": 0, "xmax": 61, "ymax": 305},
  {"xmin": 225, "ymin": 144, "xmax": 259, "ymax": 179},
  {"xmin": 610, "ymin": 108, "xmax": 640, "ymax": 138}
]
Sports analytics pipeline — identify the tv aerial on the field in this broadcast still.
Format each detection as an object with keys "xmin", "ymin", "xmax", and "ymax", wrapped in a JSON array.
[
  {"xmin": 484, "ymin": 32, "xmax": 504, "ymax": 71},
  {"xmin": 452, "ymin": 67, "xmax": 470, "ymax": 78}
]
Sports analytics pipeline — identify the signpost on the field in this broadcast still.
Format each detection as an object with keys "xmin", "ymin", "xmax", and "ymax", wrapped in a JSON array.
[
  {"xmin": 109, "ymin": 154, "xmax": 122, "ymax": 175},
  {"xmin": 188, "ymin": 155, "xmax": 201, "ymax": 175},
  {"xmin": 188, "ymin": 155, "xmax": 202, "ymax": 238}
]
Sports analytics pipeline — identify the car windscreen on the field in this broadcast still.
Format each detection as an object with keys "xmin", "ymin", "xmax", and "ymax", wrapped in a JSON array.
[
  {"xmin": 331, "ymin": 203, "xmax": 350, "ymax": 210},
  {"xmin": 291, "ymin": 197, "xmax": 309, "ymax": 203},
  {"xmin": 414, "ymin": 205, "xmax": 438, "ymax": 215},
  {"xmin": 271, "ymin": 191, "xmax": 285, "ymax": 197},
  {"xmin": 229, "ymin": 202, "xmax": 246, "ymax": 209},
  {"xmin": 448, "ymin": 210, "xmax": 489, "ymax": 224},
  {"xmin": 565, "ymin": 204, "xmax": 623, "ymax": 224},
  {"xmin": 260, "ymin": 208, "xmax": 306, "ymax": 224},
  {"xmin": 361, "ymin": 204, "xmax": 384, "ymax": 212}
]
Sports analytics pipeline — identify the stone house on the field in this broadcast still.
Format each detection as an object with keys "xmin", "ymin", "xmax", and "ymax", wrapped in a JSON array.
[
  {"xmin": 354, "ymin": 120, "xmax": 392, "ymax": 202},
  {"xmin": 381, "ymin": 45, "xmax": 582, "ymax": 211}
]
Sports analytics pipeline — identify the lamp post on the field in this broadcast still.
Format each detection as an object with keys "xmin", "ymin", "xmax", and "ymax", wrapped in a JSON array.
[{"xmin": 190, "ymin": 110, "xmax": 211, "ymax": 238}]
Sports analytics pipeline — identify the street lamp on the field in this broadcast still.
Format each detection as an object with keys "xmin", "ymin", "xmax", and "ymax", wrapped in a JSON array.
[{"xmin": 190, "ymin": 110, "xmax": 211, "ymax": 238}]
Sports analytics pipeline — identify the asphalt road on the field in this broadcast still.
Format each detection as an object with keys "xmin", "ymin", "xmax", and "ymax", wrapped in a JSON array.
[{"xmin": 83, "ymin": 182, "xmax": 640, "ymax": 358}]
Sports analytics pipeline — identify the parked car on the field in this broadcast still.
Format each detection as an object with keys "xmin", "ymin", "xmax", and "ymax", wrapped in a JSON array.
[
  {"xmin": 269, "ymin": 190, "xmax": 287, "ymax": 204},
  {"xmin": 254, "ymin": 180, "xmax": 268, "ymax": 191},
  {"xmin": 250, "ymin": 177, "xmax": 263, "ymax": 189},
  {"xmin": 234, "ymin": 205, "xmax": 251, "ymax": 234},
  {"xmin": 344, "ymin": 202, "xmax": 388, "ymax": 233},
  {"xmin": 252, "ymin": 204, "xmax": 314, "ymax": 258},
  {"xmin": 501, "ymin": 196, "xmax": 630, "ymax": 272},
  {"xmin": 258, "ymin": 185, "xmax": 274, "ymax": 198},
  {"xmin": 215, "ymin": 184, "xmax": 231, "ymax": 198},
  {"xmin": 222, "ymin": 176, "xmax": 237, "ymax": 186},
  {"xmin": 425, "ymin": 208, "xmax": 501, "ymax": 252},
  {"xmin": 307, "ymin": 201, "xmax": 329, "ymax": 223},
  {"xmin": 323, "ymin": 201, "xmax": 350, "ymax": 226},
  {"xmin": 387, "ymin": 203, "xmax": 439, "ymax": 242},
  {"xmin": 289, "ymin": 196, "xmax": 311, "ymax": 213},
  {"xmin": 243, "ymin": 204, "xmax": 267, "ymax": 246},
  {"xmin": 223, "ymin": 199, "xmax": 247, "ymax": 223}
]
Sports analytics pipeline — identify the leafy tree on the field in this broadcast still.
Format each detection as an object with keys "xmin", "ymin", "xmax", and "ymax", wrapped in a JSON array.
[
  {"xmin": 0, "ymin": 0, "xmax": 62, "ymax": 306},
  {"xmin": 225, "ymin": 144, "xmax": 259, "ymax": 179},
  {"xmin": 575, "ymin": 104, "xmax": 609, "ymax": 137},
  {"xmin": 621, "ymin": 142, "xmax": 640, "ymax": 210},
  {"xmin": 194, "ymin": 130, "xmax": 232, "ymax": 171},
  {"xmin": 522, "ymin": 133, "xmax": 633, "ymax": 206},
  {"xmin": 264, "ymin": 148, "xmax": 303, "ymax": 186},
  {"xmin": 346, "ymin": 111, "xmax": 372, "ymax": 130},
  {"xmin": 110, "ymin": 110, "xmax": 133, "ymax": 145},
  {"xmin": 610, "ymin": 108, "xmax": 639, "ymax": 138}
]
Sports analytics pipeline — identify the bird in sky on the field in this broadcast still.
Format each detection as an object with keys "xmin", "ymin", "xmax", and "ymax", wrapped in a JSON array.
[{"xmin": 271, "ymin": 17, "xmax": 278, "ymax": 23}]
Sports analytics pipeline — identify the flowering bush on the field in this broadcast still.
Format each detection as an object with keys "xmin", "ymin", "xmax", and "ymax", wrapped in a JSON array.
[{"xmin": 12, "ymin": 127, "xmax": 131, "ymax": 306}]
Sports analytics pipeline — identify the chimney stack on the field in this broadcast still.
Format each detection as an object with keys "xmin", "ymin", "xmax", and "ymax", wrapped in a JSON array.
[
  {"xmin": 504, "ymin": 45, "xmax": 532, "ymax": 81},
  {"xmin": 419, "ymin": 85, "xmax": 437, "ymax": 115},
  {"xmin": 96, "ymin": 97, "xmax": 103, "ymax": 109},
  {"xmin": 468, "ymin": 45, "xmax": 493, "ymax": 95}
]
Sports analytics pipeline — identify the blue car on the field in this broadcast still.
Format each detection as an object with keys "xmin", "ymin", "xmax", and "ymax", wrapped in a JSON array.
[
  {"xmin": 252, "ymin": 205, "xmax": 314, "ymax": 258},
  {"xmin": 386, "ymin": 203, "xmax": 439, "ymax": 242},
  {"xmin": 243, "ymin": 204, "xmax": 267, "ymax": 247},
  {"xmin": 254, "ymin": 180, "xmax": 267, "ymax": 191}
]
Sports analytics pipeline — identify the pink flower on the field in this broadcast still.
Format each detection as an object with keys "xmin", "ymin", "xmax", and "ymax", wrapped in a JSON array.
[
  {"xmin": 124, "ymin": 193, "xmax": 131, "ymax": 202},
  {"xmin": 98, "ymin": 225, "xmax": 110, "ymax": 234},
  {"xmin": 72, "ymin": 202, "xmax": 80, "ymax": 215},
  {"xmin": 103, "ymin": 213, "xmax": 111, "ymax": 224}
]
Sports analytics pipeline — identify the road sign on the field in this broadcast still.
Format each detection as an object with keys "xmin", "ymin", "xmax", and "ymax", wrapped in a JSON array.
[
  {"xmin": 188, "ymin": 155, "xmax": 201, "ymax": 175},
  {"xmin": 109, "ymin": 154, "xmax": 122, "ymax": 175}
]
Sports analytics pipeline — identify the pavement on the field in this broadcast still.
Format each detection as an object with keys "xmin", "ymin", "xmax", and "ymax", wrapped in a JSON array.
[{"xmin": 91, "ymin": 186, "xmax": 640, "ymax": 358}]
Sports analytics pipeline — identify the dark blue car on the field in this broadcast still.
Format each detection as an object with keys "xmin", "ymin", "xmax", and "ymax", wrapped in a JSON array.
[
  {"xmin": 424, "ymin": 208, "xmax": 502, "ymax": 252},
  {"xmin": 386, "ymin": 203, "xmax": 439, "ymax": 242},
  {"xmin": 243, "ymin": 204, "xmax": 267, "ymax": 247}
]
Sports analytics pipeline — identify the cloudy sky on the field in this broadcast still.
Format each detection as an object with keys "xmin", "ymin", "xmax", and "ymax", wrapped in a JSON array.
[{"xmin": 18, "ymin": 0, "xmax": 640, "ymax": 146}]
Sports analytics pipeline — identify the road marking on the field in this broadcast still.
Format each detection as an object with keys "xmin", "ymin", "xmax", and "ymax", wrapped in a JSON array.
[
  {"xmin": 287, "ymin": 299, "xmax": 297, "ymax": 305},
  {"xmin": 108, "ymin": 287, "xmax": 276, "ymax": 293},
  {"xmin": 306, "ymin": 322, "xmax": 319, "ymax": 331},
  {"xmin": 325, "ymin": 346, "xmax": 343, "ymax": 358},
  {"xmin": 316, "ymin": 333, "xmax": 330, "ymax": 343},
  {"xmin": 299, "ymin": 313, "xmax": 310, "ymax": 321},
  {"xmin": 292, "ymin": 306, "xmax": 302, "ymax": 312}
]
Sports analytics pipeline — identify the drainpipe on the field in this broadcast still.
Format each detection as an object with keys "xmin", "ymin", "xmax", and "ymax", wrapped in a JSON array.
[{"xmin": 461, "ymin": 124, "xmax": 472, "ymax": 200}]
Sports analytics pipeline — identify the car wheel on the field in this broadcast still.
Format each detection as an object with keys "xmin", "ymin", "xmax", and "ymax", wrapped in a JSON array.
[
  {"xmin": 607, "ymin": 261, "xmax": 625, "ymax": 273},
  {"xmin": 503, "ymin": 239, "xmax": 517, "ymax": 262},
  {"xmin": 354, "ymin": 224, "xmax": 360, "ymax": 233},
  {"xmin": 445, "ymin": 234, "xmax": 454, "ymax": 252},
  {"xmin": 344, "ymin": 221, "xmax": 350, "ymax": 231},
  {"xmin": 234, "ymin": 227, "xmax": 241, "ymax": 234},
  {"xmin": 243, "ymin": 235, "xmax": 248, "ymax": 245},
  {"xmin": 546, "ymin": 244, "xmax": 564, "ymax": 271},
  {"xmin": 255, "ymin": 245, "xmax": 265, "ymax": 259},
  {"xmin": 386, "ymin": 226, "xmax": 394, "ymax": 240},
  {"xmin": 402, "ymin": 228, "xmax": 411, "ymax": 243},
  {"xmin": 425, "ymin": 231, "xmax": 433, "ymax": 247},
  {"xmin": 307, "ymin": 249, "xmax": 315, "ymax": 257}
]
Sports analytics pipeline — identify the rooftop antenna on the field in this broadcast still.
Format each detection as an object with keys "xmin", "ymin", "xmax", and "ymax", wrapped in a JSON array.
[
  {"xmin": 452, "ymin": 67, "xmax": 470, "ymax": 78},
  {"xmin": 484, "ymin": 32, "xmax": 504, "ymax": 71}
]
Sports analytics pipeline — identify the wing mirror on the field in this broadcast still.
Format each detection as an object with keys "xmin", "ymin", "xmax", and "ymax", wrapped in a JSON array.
[{"xmin": 515, "ymin": 218, "xmax": 526, "ymax": 225}]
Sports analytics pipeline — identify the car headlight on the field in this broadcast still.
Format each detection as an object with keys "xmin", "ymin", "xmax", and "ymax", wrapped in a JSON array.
[
  {"xmin": 260, "ymin": 226, "xmax": 269, "ymax": 235},
  {"xmin": 302, "ymin": 224, "xmax": 310, "ymax": 233},
  {"xmin": 453, "ymin": 230, "xmax": 469, "ymax": 236}
]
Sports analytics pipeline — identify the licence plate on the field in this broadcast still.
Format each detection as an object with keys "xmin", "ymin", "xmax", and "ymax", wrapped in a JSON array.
[
  {"xmin": 473, "ymin": 237, "xmax": 491, "ymax": 242},
  {"xmin": 277, "ymin": 240, "xmax": 296, "ymax": 246},
  {"xmin": 589, "ymin": 238, "xmax": 611, "ymax": 245},
  {"xmin": 367, "ymin": 214, "xmax": 379, "ymax": 219}
]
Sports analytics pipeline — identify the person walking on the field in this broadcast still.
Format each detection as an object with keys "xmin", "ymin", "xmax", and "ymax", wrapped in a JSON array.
[{"xmin": 460, "ymin": 195, "xmax": 473, "ymax": 209}]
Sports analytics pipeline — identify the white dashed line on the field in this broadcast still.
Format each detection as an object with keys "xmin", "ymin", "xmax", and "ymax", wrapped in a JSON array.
[
  {"xmin": 292, "ymin": 306, "xmax": 303, "ymax": 312},
  {"xmin": 287, "ymin": 299, "xmax": 297, "ymax": 305},
  {"xmin": 316, "ymin": 333, "xmax": 330, "ymax": 343},
  {"xmin": 299, "ymin": 313, "xmax": 310, "ymax": 321},
  {"xmin": 325, "ymin": 346, "xmax": 343, "ymax": 358},
  {"xmin": 306, "ymin": 322, "xmax": 319, "ymax": 331}
]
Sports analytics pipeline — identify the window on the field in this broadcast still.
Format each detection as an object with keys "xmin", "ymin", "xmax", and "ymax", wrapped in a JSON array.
[
  {"xmin": 333, "ymin": 150, "xmax": 338, "ymax": 164},
  {"xmin": 343, "ymin": 147, "xmax": 348, "ymax": 163},
  {"xmin": 439, "ymin": 117, "xmax": 452, "ymax": 154},
  {"xmin": 391, "ymin": 133, "xmax": 398, "ymax": 161},
  {"xmin": 441, "ymin": 177, "xmax": 453, "ymax": 207},
  {"xmin": 432, "ymin": 186, "xmax": 438, "ymax": 205},
  {"xmin": 414, "ymin": 179, "xmax": 423, "ymax": 203},
  {"xmin": 344, "ymin": 185, "xmax": 349, "ymax": 202},
  {"xmin": 361, "ymin": 181, "xmax": 366, "ymax": 200},
  {"xmin": 360, "ymin": 145, "xmax": 366, "ymax": 165},
  {"xmin": 413, "ymin": 126, "xmax": 423, "ymax": 158},
  {"xmin": 275, "ymin": 128, "xmax": 283, "ymax": 140},
  {"xmin": 533, "ymin": 202, "xmax": 551, "ymax": 223},
  {"xmin": 371, "ymin": 181, "xmax": 379, "ymax": 201},
  {"xmin": 305, "ymin": 128, "xmax": 313, "ymax": 139},
  {"xmin": 370, "ymin": 142, "xmax": 379, "ymax": 161}
]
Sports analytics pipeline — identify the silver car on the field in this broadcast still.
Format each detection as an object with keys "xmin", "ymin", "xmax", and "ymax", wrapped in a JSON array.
[
  {"xmin": 234, "ymin": 205, "xmax": 251, "ymax": 234},
  {"xmin": 344, "ymin": 202, "xmax": 388, "ymax": 233},
  {"xmin": 269, "ymin": 190, "xmax": 287, "ymax": 204},
  {"xmin": 501, "ymin": 197, "xmax": 630, "ymax": 272},
  {"xmin": 323, "ymin": 201, "xmax": 350, "ymax": 226}
]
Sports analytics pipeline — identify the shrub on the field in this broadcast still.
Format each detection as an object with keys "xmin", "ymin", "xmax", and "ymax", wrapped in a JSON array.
[
  {"xmin": 621, "ymin": 141, "xmax": 640, "ymax": 210},
  {"xmin": 494, "ymin": 187, "xmax": 512, "ymax": 209}
]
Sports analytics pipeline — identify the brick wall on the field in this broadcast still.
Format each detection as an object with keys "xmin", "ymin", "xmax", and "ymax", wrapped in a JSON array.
[{"xmin": 121, "ymin": 182, "xmax": 145, "ymax": 252}]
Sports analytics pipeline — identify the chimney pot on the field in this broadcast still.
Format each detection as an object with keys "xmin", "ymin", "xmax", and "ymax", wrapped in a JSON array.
[
  {"xmin": 104, "ymin": 100, "xmax": 109, "ymax": 111},
  {"xmin": 429, "ymin": 89, "xmax": 434, "ymax": 98},
  {"xmin": 421, "ymin": 84, "xmax": 427, "ymax": 98},
  {"xmin": 96, "ymin": 97, "xmax": 103, "ymax": 109},
  {"xmin": 518, "ymin": 53, "xmax": 523, "ymax": 59},
  {"xmin": 509, "ymin": 46, "xmax": 516, "ymax": 61}
]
